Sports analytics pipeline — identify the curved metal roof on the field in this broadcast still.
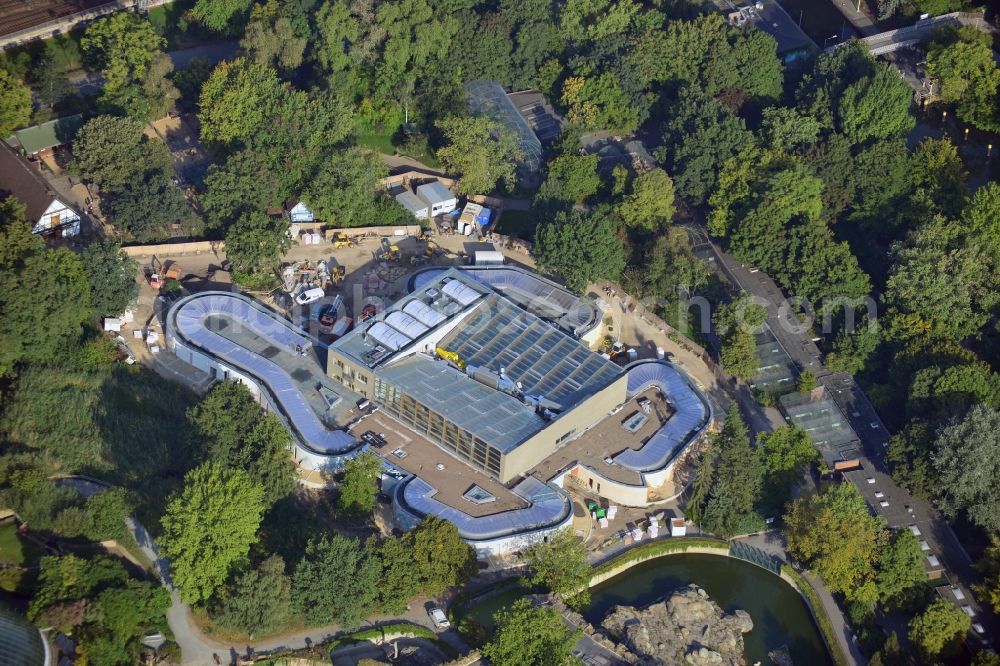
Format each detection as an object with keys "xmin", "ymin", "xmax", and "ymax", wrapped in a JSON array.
[{"xmin": 168, "ymin": 292, "xmax": 357, "ymax": 455}]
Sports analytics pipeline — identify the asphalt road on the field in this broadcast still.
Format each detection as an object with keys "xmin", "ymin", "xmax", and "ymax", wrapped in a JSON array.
[{"xmin": 693, "ymin": 232, "xmax": 994, "ymax": 648}]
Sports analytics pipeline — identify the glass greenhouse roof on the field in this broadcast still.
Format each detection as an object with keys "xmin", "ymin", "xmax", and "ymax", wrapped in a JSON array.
[{"xmin": 465, "ymin": 80, "xmax": 543, "ymax": 174}]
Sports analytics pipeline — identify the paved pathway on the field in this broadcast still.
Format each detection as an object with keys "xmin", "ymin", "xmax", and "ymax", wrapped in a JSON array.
[
  {"xmin": 736, "ymin": 532, "xmax": 866, "ymax": 665},
  {"xmin": 828, "ymin": 0, "xmax": 878, "ymax": 37}
]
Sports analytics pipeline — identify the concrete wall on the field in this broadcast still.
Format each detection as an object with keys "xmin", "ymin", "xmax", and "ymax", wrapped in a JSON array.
[
  {"xmin": 499, "ymin": 373, "xmax": 629, "ymax": 482},
  {"xmin": 557, "ymin": 466, "xmax": 649, "ymax": 507}
]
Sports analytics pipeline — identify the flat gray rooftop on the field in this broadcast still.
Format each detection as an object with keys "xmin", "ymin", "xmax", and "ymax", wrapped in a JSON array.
[
  {"xmin": 377, "ymin": 354, "xmax": 544, "ymax": 453},
  {"xmin": 779, "ymin": 391, "xmax": 861, "ymax": 466}
]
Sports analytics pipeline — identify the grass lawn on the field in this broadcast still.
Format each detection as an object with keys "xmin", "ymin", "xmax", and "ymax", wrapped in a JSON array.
[
  {"xmin": 494, "ymin": 209, "xmax": 537, "ymax": 240},
  {"xmin": 357, "ymin": 134, "xmax": 443, "ymax": 170},
  {"xmin": 0, "ymin": 521, "xmax": 26, "ymax": 566}
]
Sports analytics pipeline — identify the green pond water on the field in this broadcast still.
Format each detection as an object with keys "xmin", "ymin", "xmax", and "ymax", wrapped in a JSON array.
[
  {"xmin": 459, "ymin": 554, "xmax": 832, "ymax": 665},
  {"xmin": 585, "ymin": 554, "xmax": 833, "ymax": 666}
]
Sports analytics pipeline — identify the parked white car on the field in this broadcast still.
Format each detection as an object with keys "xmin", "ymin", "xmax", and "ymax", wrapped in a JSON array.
[
  {"xmin": 295, "ymin": 287, "xmax": 325, "ymax": 305},
  {"xmin": 428, "ymin": 607, "xmax": 450, "ymax": 629}
]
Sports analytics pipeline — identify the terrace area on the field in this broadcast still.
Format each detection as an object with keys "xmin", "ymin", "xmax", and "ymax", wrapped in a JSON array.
[
  {"xmin": 528, "ymin": 387, "xmax": 672, "ymax": 487},
  {"xmin": 350, "ymin": 411, "xmax": 528, "ymax": 517}
]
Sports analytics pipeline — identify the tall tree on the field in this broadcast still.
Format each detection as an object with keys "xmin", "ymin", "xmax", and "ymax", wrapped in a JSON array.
[
  {"xmin": 0, "ymin": 70, "xmax": 31, "ymax": 136},
  {"xmin": 784, "ymin": 483, "xmax": 886, "ymax": 605},
  {"xmin": 618, "ymin": 168, "xmax": 676, "ymax": 232},
  {"xmin": 192, "ymin": 0, "xmax": 254, "ymax": 32},
  {"xmin": 186, "ymin": 381, "xmax": 295, "ymax": 506},
  {"xmin": 755, "ymin": 426, "xmax": 817, "ymax": 510},
  {"xmin": 224, "ymin": 211, "xmax": 291, "ymax": 289},
  {"xmin": 661, "ymin": 88, "xmax": 753, "ymax": 204},
  {"xmin": 81, "ymin": 13, "xmax": 166, "ymax": 110},
  {"xmin": 292, "ymin": 533, "xmax": 379, "ymax": 628},
  {"xmin": 435, "ymin": 116, "xmax": 523, "ymax": 194},
  {"xmin": 927, "ymin": 26, "xmax": 1000, "ymax": 132},
  {"xmin": 908, "ymin": 599, "xmax": 971, "ymax": 661},
  {"xmin": 482, "ymin": 599, "xmax": 580, "ymax": 666},
  {"xmin": 695, "ymin": 405, "xmax": 761, "ymax": 537},
  {"xmin": 213, "ymin": 555, "xmax": 292, "ymax": 637},
  {"xmin": 932, "ymin": 403, "xmax": 1000, "ymax": 532},
  {"xmin": 837, "ymin": 65, "xmax": 915, "ymax": 145},
  {"xmin": 0, "ymin": 199, "xmax": 91, "ymax": 376},
  {"xmin": 198, "ymin": 58, "xmax": 286, "ymax": 145},
  {"xmin": 159, "ymin": 462, "xmax": 265, "ymax": 604},
  {"xmin": 81, "ymin": 240, "xmax": 138, "ymax": 317},
  {"xmin": 337, "ymin": 451, "xmax": 382, "ymax": 519},
  {"xmin": 712, "ymin": 293, "xmax": 766, "ymax": 382},
  {"xmin": 533, "ymin": 208, "xmax": 626, "ymax": 293},
  {"xmin": 302, "ymin": 148, "xmax": 388, "ymax": 227},
  {"xmin": 524, "ymin": 529, "xmax": 591, "ymax": 607},
  {"xmin": 875, "ymin": 530, "xmax": 925, "ymax": 610},
  {"xmin": 407, "ymin": 517, "xmax": 476, "ymax": 596},
  {"xmin": 70, "ymin": 115, "xmax": 153, "ymax": 189}
]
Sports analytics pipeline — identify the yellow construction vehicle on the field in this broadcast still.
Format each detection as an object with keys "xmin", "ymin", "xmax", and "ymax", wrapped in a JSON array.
[
  {"xmin": 436, "ymin": 347, "xmax": 464, "ymax": 369},
  {"xmin": 424, "ymin": 241, "xmax": 438, "ymax": 258},
  {"xmin": 330, "ymin": 232, "xmax": 355, "ymax": 249}
]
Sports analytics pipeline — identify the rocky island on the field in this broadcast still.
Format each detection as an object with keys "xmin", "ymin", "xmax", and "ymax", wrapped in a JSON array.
[{"xmin": 601, "ymin": 585, "xmax": 754, "ymax": 666}]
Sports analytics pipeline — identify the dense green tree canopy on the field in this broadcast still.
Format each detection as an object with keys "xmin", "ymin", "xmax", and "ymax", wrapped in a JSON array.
[
  {"xmin": 213, "ymin": 555, "xmax": 292, "ymax": 637},
  {"xmin": 932, "ymin": 404, "xmax": 1000, "ymax": 532},
  {"xmin": 755, "ymin": 426, "xmax": 817, "ymax": 510},
  {"xmin": 337, "ymin": 451, "xmax": 382, "ymax": 519},
  {"xmin": 534, "ymin": 208, "xmax": 626, "ymax": 293},
  {"xmin": 81, "ymin": 241, "xmax": 138, "ymax": 318},
  {"xmin": 908, "ymin": 599, "xmax": 971, "ymax": 661},
  {"xmin": 71, "ymin": 115, "xmax": 157, "ymax": 189},
  {"xmin": 436, "ymin": 116, "xmax": 523, "ymax": 194},
  {"xmin": 525, "ymin": 529, "xmax": 591, "ymax": 607},
  {"xmin": 292, "ymin": 533, "xmax": 379, "ymax": 628},
  {"xmin": 407, "ymin": 516, "xmax": 476, "ymax": 596},
  {"xmin": 618, "ymin": 168, "xmax": 676, "ymax": 232},
  {"xmin": 712, "ymin": 293, "xmax": 766, "ymax": 382},
  {"xmin": 192, "ymin": 0, "xmax": 255, "ymax": 32},
  {"xmin": 186, "ymin": 381, "xmax": 295, "ymax": 506},
  {"xmin": 927, "ymin": 26, "xmax": 1000, "ymax": 132},
  {"xmin": 0, "ymin": 200, "xmax": 91, "ymax": 376},
  {"xmin": 302, "ymin": 148, "xmax": 388, "ymax": 227},
  {"xmin": 199, "ymin": 58, "xmax": 287, "ymax": 145},
  {"xmin": 159, "ymin": 462, "xmax": 265, "ymax": 604},
  {"xmin": 785, "ymin": 483, "xmax": 887, "ymax": 605},
  {"xmin": 0, "ymin": 70, "xmax": 30, "ymax": 137},
  {"xmin": 483, "ymin": 599, "xmax": 581, "ymax": 666},
  {"xmin": 224, "ymin": 211, "xmax": 291, "ymax": 288},
  {"xmin": 688, "ymin": 405, "xmax": 761, "ymax": 536}
]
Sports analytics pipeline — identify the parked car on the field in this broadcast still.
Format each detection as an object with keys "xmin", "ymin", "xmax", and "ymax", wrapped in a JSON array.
[
  {"xmin": 428, "ymin": 606, "xmax": 450, "ymax": 629},
  {"xmin": 296, "ymin": 287, "xmax": 325, "ymax": 305}
]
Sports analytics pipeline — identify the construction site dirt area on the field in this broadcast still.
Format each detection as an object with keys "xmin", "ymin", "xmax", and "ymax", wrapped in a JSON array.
[
  {"xmin": 529, "ymin": 388, "xmax": 674, "ymax": 487},
  {"xmin": 349, "ymin": 412, "xmax": 529, "ymax": 517}
]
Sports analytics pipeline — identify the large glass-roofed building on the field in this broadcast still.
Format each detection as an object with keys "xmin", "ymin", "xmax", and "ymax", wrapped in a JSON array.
[
  {"xmin": 329, "ymin": 269, "xmax": 628, "ymax": 481},
  {"xmin": 465, "ymin": 80, "xmax": 543, "ymax": 176}
]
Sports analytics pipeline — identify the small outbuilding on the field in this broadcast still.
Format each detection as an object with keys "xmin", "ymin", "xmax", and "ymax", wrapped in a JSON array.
[
  {"xmin": 287, "ymin": 200, "xmax": 315, "ymax": 223},
  {"xmin": 395, "ymin": 190, "xmax": 429, "ymax": 219},
  {"xmin": 416, "ymin": 181, "xmax": 457, "ymax": 218}
]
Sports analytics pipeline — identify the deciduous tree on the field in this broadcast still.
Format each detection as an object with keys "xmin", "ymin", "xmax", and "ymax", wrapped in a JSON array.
[
  {"xmin": 213, "ymin": 555, "xmax": 292, "ymax": 637},
  {"xmin": 192, "ymin": 0, "xmax": 254, "ymax": 32},
  {"xmin": 81, "ymin": 240, "xmax": 138, "ymax": 318},
  {"xmin": 618, "ymin": 168, "xmax": 675, "ymax": 232},
  {"xmin": 755, "ymin": 426, "xmax": 817, "ymax": 510},
  {"xmin": 533, "ymin": 208, "xmax": 626, "ymax": 293},
  {"xmin": 0, "ymin": 70, "xmax": 30, "ymax": 136},
  {"xmin": 436, "ymin": 116, "xmax": 523, "ymax": 194},
  {"xmin": 784, "ymin": 483, "xmax": 886, "ymax": 605},
  {"xmin": 525, "ymin": 529, "xmax": 590, "ymax": 607},
  {"xmin": 908, "ymin": 598, "xmax": 970, "ymax": 661},
  {"xmin": 337, "ymin": 451, "xmax": 382, "ymax": 519},
  {"xmin": 932, "ymin": 403, "xmax": 1000, "ymax": 532},
  {"xmin": 159, "ymin": 462, "xmax": 265, "ymax": 604},
  {"xmin": 482, "ymin": 599, "xmax": 580, "ymax": 666},
  {"xmin": 407, "ymin": 516, "xmax": 476, "ymax": 596},
  {"xmin": 224, "ymin": 211, "xmax": 290, "ymax": 289},
  {"xmin": 292, "ymin": 533, "xmax": 379, "ymax": 628}
]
